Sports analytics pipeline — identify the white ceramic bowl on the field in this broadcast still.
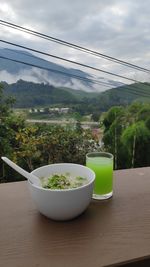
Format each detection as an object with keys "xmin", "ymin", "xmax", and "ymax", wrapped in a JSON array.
[{"xmin": 28, "ymin": 163, "xmax": 95, "ymax": 221}]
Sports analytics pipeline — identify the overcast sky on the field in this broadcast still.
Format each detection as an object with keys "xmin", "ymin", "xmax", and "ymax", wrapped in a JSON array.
[{"xmin": 0, "ymin": 0, "xmax": 150, "ymax": 85}]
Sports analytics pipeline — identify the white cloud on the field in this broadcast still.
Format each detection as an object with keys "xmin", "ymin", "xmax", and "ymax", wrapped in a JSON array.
[
  {"xmin": 0, "ymin": 3, "xmax": 16, "ymax": 19},
  {"xmin": 0, "ymin": 0, "xmax": 150, "ymax": 87}
]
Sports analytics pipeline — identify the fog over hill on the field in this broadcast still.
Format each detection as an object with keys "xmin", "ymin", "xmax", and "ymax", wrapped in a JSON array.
[
  {"xmin": 2, "ymin": 79, "xmax": 149, "ymax": 110},
  {"xmin": 0, "ymin": 48, "xmax": 123, "ymax": 92}
]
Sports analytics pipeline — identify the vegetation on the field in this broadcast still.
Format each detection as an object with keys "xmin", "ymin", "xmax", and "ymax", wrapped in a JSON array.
[
  {"xmin": 0, "ymin": 84, "xmax": 98, "ymax": 182},
  {"xmin": 0, "ymin": 82, "xmax": 150, "ymax": 183},
  {"xmin": 3, "ymin": 80, "xmax": 150, "ymax": 116},
  {"xmin": 102, "ymin": 102, "xmax": 150, "ymax": 169}
]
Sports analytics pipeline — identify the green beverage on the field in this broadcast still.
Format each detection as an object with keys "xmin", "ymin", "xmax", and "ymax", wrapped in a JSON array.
[{"xmin": 86, "ymin": 152, "xmax": 113, "ymax": 200}]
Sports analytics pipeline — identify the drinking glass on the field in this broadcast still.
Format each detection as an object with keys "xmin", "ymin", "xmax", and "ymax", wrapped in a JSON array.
[{"xmin": 86, "ymin": 152, "xmax": 113, "ymax": 200}]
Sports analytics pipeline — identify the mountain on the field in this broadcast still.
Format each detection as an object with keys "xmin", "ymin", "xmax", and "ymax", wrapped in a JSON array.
[
  {"xmin": 94, "ymin": 83, "xmax": 150, "ymax": 110},
  {"xmin": 2, "ymin": 80, "xmax": 99, "ymax": 108},
  {"xmin": 2, "ymin": 80, "xmax": 149, "ymax": 112},
  {"xmin": 0, "ymin": 48, "xmax": 122, "ymax": 91}
]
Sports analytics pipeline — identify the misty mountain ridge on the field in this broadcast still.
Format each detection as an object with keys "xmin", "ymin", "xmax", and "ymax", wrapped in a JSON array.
[
  {"xmin": 0, "ymin": 47, "xmax": 122, "ymax": 91},
  {"xmin": 2, "ymin": 80, "xmax": 149, "ymax": 111}
]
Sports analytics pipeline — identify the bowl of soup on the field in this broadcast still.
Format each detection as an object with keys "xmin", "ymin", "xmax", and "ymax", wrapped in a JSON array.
[{"xmin": 28, "ymin": 163, "xmax": 95, "ymax": 221}]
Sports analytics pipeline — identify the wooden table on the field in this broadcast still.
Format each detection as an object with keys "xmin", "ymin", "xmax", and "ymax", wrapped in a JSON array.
[{"xmin": 0, "ymin": 167, "xmax": 150, "ymax": 267}]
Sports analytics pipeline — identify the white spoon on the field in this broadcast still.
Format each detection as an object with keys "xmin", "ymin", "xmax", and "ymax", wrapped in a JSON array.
[{"xmin": 1, "ymin": 157, "xmax": 41, "ymax": 187}]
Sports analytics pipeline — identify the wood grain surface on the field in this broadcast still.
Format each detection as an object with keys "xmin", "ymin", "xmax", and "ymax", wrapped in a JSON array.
[{"xmin": 0, "ymin": 167, "xmax": 150, "ymax": 267}]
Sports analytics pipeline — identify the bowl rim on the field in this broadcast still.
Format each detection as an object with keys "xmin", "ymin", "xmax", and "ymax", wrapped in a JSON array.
[{"xmin": 29, "ymin": 163, "xmax": 95, "ymax": 192}]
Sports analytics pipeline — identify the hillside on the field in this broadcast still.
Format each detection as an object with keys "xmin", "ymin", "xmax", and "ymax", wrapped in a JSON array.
[
  {"xmin": 96, "ymin": 82, "xmax": 150, "ymax": 109},
  {"xmin": 2, "ymin": 80, "xmax": 150, "ymax": 113},
  {"xmin": 0, "ymin": 48, "xmax": 123, "ymax": 91},
  {"xmin": 2, "ymin": 80, "xmax": 100, "ymax": 108}
]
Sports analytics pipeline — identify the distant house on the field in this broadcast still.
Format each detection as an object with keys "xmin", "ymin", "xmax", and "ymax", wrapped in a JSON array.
[
  {"xmin": 29, "ymin": 107, "xmax": 70, "ymax": 114},
  {"xmin": 39, "ymin": 108, "xmax": 44, "ymax": 113},
  {"xmin": 49, "ymin": 108, "xmax": 59, "ymax": 112},
  {"xmin": 29, "ymin": 108, "xmax": 38, "ymax": 113},
  {"xmin": 60, "ymin": 108, "xmax": 69, "ymax": 114},
  {"xmin": 49, "ymin": 107, "xmax": 70, "ymax": 114}
]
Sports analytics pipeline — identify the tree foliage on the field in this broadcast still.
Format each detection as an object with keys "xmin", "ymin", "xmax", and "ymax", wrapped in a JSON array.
[
  {"xmin": 0, "ymin": 81, "xmax": 150, "ymax": 182},
  {"xmin": 102, "ymin": 102, "xmax": 150, "ymax": 169},
  {"xmin": 0, "ymin": 83, "xmax": 98, "ymax": 182}
]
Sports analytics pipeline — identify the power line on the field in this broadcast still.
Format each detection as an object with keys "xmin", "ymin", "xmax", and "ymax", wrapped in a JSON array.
[
  {"xmin": 1, "ymin": 38, "xmax": 150, "ymax": 93},
  {"xmin": 0, "ymin": 40, "xmax": 150, "ymax": 96},
  {"xmin": 3, "ymin": 47, "xmax": 124, "ymax": 87},
  {"xmin": 0, "ymin": 19, "xmax": 150, "ymax": 74},
  {"xmin": 0, "ymin": 39, "xmax": 145, "ymax": 84},
  {"xmin": 115, "ymin": 85, "xmax": 150, "ymax": 98},
  {"xmin": 0, "ymin": 55, "xmax": 150, "ymax": 98},
  {"xmin": 9, "ymin": 46, "xmax": 149, "ymax": 97},
  {"xmin": 0, "ymin": 55, "xmax": 111, "ymax": 88},
  {"xmin": 122, "ymin": 83, "xmax": 150, "ymax": 96}
]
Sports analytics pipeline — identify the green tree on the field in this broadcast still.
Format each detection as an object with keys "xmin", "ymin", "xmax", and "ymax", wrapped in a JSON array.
[
  {"xmin": 102, "ymin": 106, "xmax": 125, "ymax": 169},
  {"xmin": 39, "ymin": 124, "xmax": 97, "ymax": 165},
  {"xmin": 13, "ymin": 125, "xmax": 43, "ymax": 171},
  {"xmin": 0, "ymin": 84, "xmax": 15, "ymax": 158},
  {"xmin": 102, "ymin": 103, "xmax": 150, "ymax": 169},
  {"xmin": 137, "ymin": 105, "xmax": 150, "ymax": 121},
  {"xmin": 91, "ymin": 112, "xmax": 100, "ymax": 122},
  {"xmin": 75, "ymin": 120, "xmax": 83, "ymax": 134},
  {"xmin": 121, "ymin": 121, "xmax": 150, "ymax": 168},
  {"xmin": 0, "ymin": 84, "xmax": 22, "ymax": 181},
  {"xmin": 146, "ymin": 117, "xmax": 150, "ymax": 130}
]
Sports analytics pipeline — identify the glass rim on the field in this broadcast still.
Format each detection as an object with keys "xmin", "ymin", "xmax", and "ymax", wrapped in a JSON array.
[{"xmin": 86, "ymin": 151, "xmax": 113, "ymax": 159}]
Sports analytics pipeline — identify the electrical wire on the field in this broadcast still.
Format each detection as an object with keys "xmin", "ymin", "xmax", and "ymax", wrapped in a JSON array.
[
  {"xmin": 2, "ymin": 47, "xmax": 124, "ymax": 87},
  {"xmin": 0, "ymin": 39, "xmax": 146, "ymax": 84},
  {"xmin": 0, "ymin": 19, "xmax": 150, "ymax": 74},
  {"xmin": 1, "ymin": 38, "xmax": 150, "ymax": 94},
  {"xmin": 0, "ymin": 55, "xmax": 112, "ymax": 88},
  {"xmin": 0, "ymin": 55, "xmax": 150, "ymax": 98}
]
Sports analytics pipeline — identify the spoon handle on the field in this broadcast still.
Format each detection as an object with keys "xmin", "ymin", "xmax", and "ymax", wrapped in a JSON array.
[{"xmin": 1, "ymin": 157, "xmax": 39, "ymax": 185}]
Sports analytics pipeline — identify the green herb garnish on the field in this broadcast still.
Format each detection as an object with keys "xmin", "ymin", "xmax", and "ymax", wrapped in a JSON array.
[
  {"xmin": 41, "ymin": 173, "xmax": 88, "ymax": 190},
  {"xmin": 42, "ymin": 174, "xmax": 71, "ymax": 189}
]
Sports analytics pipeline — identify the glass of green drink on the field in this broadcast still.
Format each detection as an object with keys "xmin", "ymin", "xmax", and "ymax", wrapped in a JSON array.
[{"xmin": 86, "ymin": 152, "xmax": 113, "ymax": 200}]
